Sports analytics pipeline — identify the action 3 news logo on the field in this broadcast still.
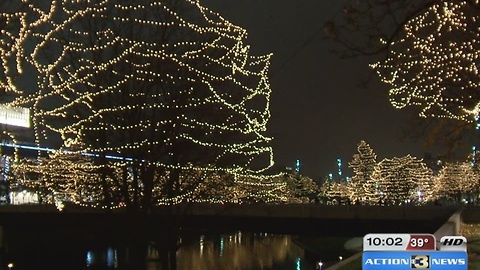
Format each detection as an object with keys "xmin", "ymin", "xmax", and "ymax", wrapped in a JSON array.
[
  {"xmin": 363, "ymin": 251, "xmax": 467, "ymax": 270},
  {"xmin": 411, "ymin": 255, "xmax": 430, "ymax": 269}
]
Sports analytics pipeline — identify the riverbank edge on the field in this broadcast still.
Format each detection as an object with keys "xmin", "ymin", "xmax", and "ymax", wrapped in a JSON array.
[{"xmin": 325, "ymin": 252, "xmax": 362, "ymax": 270}]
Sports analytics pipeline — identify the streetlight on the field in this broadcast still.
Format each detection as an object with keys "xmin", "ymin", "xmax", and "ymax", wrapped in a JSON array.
[{"xmin": 7, "ymin": 262, "xmax": 13, "ymax": 269}]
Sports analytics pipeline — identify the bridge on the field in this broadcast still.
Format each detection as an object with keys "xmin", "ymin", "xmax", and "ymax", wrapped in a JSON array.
[
  {"xmin": 165, "ymin": 203, "xmax": 460, "ymax": 235},
  {"xmin": 0, "ymin": 203, "xmax": 460, "ymax": 236}
]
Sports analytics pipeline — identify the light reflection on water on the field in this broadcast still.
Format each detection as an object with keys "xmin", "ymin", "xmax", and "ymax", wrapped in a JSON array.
[
  {"xmin": 177, "ymin": 233, "xmax": 305, "ymax": 270},
  {"xmin": 84, "ymin": 232, "xmax": 322, "ymax": 270}
]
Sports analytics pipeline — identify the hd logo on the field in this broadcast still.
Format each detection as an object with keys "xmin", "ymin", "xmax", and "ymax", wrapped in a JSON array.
[{"xmin": 411, "ymin": 255, "xmax": 430, "ymax": 269}]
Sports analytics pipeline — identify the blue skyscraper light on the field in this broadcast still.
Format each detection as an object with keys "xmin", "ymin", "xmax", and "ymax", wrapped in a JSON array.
[
  {"xmin": 295, "ymin": 159, "xmax": 300, "ymax": 172},
  {"xmin": 337, "ymin": 158, "xmax": 342, "ymax": 176}
]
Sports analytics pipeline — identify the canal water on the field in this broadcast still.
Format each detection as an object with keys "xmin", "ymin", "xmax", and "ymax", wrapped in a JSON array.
[{"xmin": 0, "ymin": 228, "xmax": 355, "ymax": 270}]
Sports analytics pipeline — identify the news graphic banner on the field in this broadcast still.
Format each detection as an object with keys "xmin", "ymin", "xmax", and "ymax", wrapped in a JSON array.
[{"xmin": 362, "ymin": 234, "xmax": 467, "ymax": 270}]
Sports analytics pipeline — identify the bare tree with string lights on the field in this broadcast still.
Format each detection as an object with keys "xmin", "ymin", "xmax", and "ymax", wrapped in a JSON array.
[
  {"xmin": 326, "ymin": 1, "xmax": 480, "ymax": 157},
  {"xmin": 0, "ymin": 0, "xmax": 280, "ymax": 211}
]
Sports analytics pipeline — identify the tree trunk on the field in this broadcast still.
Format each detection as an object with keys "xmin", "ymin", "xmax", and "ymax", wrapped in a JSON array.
[
  {"xmin": 166, "ymin": 169, "xmax": 180, "ymax": 203},
  {"xmin": 122, "ymin": 165, "xmax": 131, "ymax": 211},
  {"xmin": 142, "ymin": 166, "xmax": 154, "ymax": 212},
  {"xmin": 100, "ymin": 153, "xmax": 111, "ymax": 208},
  {"xmin": 132, "ymin": 162, "xmax": 139, "ymax": 209}
]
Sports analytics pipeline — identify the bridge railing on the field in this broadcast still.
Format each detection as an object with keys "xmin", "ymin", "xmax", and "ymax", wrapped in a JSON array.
[{"xmin": 174, "ymin": 203, "xmax": 460, "ymax": 220}]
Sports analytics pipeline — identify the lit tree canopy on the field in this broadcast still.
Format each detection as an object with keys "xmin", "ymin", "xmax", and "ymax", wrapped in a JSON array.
[
  {"xmin": 8, "ymin": 0, "xmax": 273, "ymax": 172},
  {"xmin": 371, "ymin": 1, "xmax": 480, "ymax": 121},
  {"xmin": 327, "ymin": 0, "xmax": 480, "ymax": 122},
  {"xmin": 1, "ymin": 0, "xmax": 276, "ymax": 208}
]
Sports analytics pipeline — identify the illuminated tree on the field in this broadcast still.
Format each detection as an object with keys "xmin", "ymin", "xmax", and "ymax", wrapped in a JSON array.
[
  {"xmin": 10, "ymin": 145, "xmax": 102, "ymax": 205},
  {"xmin": 319, "ymin": 178, "xmax": 330, "ymax": 202},
  {"xmin": 2, "ymin": 0, "xmax": 275, "ymax": 209},
  {"xmin": 234, "ymin": 174, "xmax": 289, "ymax": 203},
  {"xmin": 328, "ymin": 1, "xmax": 480, "ymax": 122},
  {"xmin": 434, "ymin": 161, "xmax": 479, "ymax": 203},
  {"xmin": 348, "ymin": 140, "xmax": 377, "ymax": 203},
  {"xmin": 433, "ymin": 165, "xmax": 456, "ymax": 202},
  {"xmin": 10, "ymin": 158, "xmax": 44, "ymax": 199},
  {"xmin": 320, "ymin": 178, "xmax": 350, "ymax": 204},
  {"xmin": 410, "ymin": 158, "xmax": 434, "ymax": 204},
  {"xmin": 284, "ymin": 172, "xmax": 319, "ymax": 203},
  {"xmin": 471, "ymin": 152, "xmax": 480, "ymax": 203},
  {"xmin": 187, "ymin": 171, "xmax": 236, "ymax": 203},
  {"xmin": 372, "ymin": 1, "xmax": 480, "ymax": 122},
  {"xmin": 374, "ymin": 155, "xmax": 430, "ymax": 205}
]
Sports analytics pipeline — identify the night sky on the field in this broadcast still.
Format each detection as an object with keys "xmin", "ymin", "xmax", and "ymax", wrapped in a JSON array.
[{"xmin": 203, "ymin": 0, "xmax": 428, "ymax": 180}]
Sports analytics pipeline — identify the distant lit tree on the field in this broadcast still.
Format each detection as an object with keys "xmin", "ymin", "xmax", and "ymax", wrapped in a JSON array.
[
  {"xmin": 284, "ymin": 172, "xmax": 318, "ymax": 203},
  {"xmin": 413, "ymin": 161, "xmax": 434, "ymax": 204},
  {"xmin": 348, "ymin": 140, "xmax": 377, "ymax": 203},
  {"xmin": 320, "ymin": 178, "xmax": 350, "ymax": 204},
  {"xmin": 192, "ymin": 172, "xmax": 233, "ymax": 203},
  {"xmin": 374, "ymin": 155, "xmax": 428, "ymax": 205},
  {"xmin": 319, "ymin": 178, "xmax": 331, "ymax": 203},
  {"xmin": 11, "ymin": 148, "xmax": 100, "ymax": 205},
  {"xmin": 470, "ymin": 152, "xmax": 480, "ymax": 203},
  {"xmin": 234, "ymin": 174, "xmax": 289, "ymax": 203},
  {"xmin": 434, "ymin": 161, "xmax": 479, "ymax": 203}
]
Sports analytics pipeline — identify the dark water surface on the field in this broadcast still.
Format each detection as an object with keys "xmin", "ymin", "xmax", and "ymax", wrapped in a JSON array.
[{"xmin": 0, "ymin": 227, "xmax": 355, "ymax": 270}]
